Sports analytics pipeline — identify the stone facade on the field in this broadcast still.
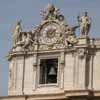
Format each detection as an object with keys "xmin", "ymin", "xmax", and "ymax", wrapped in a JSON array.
[{"xmin": 1, "ymin": 4, "xmax": 100, "ymax": 100}]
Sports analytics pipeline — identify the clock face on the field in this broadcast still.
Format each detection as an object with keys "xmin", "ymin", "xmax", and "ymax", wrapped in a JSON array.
[{"xmin": 39, "ymin": 22, "xmax": 61, "ymax": 44}]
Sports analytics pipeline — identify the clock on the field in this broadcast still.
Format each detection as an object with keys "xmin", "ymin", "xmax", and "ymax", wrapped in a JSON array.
[{"xmin": 39, "ymin": 21, "xmax": 61, "ymax": 44}]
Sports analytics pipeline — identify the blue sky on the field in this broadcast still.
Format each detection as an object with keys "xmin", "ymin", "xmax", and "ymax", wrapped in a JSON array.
[{"xmin": 0, "ymin": 0, "xmax": 100, "ymax": 96}]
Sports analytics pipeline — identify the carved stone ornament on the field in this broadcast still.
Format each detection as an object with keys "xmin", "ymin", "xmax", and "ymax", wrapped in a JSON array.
[
  {"xmin": 64, "ymin": 25, "xmax": 78, "ymax": 47},
  {"xmin": 78, "ymin": 49, "xmax": 88, "ymax": 59},
  {"xmin": 40, "ymin": 3, "xmax": 65, "ymax": 22},
  {"xmin": 11, "ymin": 4, "xmax": 80, "ymax": 52},
  {"xmin": 39, "ymin": 21, "xmax": 63, "ymax": 44},
  {"xmin": 12, "ymin": 31, "xmax": 36, "ymax": 52}
]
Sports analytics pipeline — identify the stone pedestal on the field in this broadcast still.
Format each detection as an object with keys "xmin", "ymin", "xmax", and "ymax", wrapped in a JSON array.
[{"xmin": 78, "ymin": 36, "xmax": 90, "ymax": 46}]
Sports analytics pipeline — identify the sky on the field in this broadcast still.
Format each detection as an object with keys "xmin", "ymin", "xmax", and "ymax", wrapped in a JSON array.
[{"xmin": 0, "ymin": 0, "xmax": 100, "ymax": 96}]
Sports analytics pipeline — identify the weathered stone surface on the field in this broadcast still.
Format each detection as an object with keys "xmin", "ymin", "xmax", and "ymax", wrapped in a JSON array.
[{"xmin": 4, "ymin": 3, "xmax": 100, "ymax": 100}]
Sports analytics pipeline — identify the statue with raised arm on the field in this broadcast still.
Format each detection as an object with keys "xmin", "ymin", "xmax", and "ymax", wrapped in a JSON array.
[
  {"xmin": 77, "ymin": 12, "xmax": 91, "ymax": 36},
  {"xmin": 65, "ymin": 25, "xmax": 78, "ymax": 46},
  {"xmin": 12, "ymin": 20, "xmax": 22, "ymax": 47}
]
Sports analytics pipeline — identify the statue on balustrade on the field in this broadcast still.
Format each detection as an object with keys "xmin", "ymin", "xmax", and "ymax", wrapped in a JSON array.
[
  {"xmin": 77, "ymin": 12, "xmax": 91, "ymax": 36},
  {"xmin": 12, "ymin": 20, "xmax": 22, "ymax": 47}
]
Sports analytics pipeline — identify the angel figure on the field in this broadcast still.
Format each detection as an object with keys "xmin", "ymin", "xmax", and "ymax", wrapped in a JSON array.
[{"xmin": 12, "ymin": 20, "xmax": 22, "ymax": 47}]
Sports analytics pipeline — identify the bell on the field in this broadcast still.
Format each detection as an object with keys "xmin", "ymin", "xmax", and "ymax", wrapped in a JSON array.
[{"xmin": 48, "ymin": 66, "xmax": 56, "ymax": 75}]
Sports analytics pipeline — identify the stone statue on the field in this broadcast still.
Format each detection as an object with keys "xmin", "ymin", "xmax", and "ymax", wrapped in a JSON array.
[
  {"xmin": 65, "ymin": 25, "xmax": 79, "ymax": 35},
  {"xmin": 65, "ymin": 25, "xmax": 78, "ymax": 46},
  {"xmin": 22, "ymin": 32, "xmax": 34, "ymax": 49},
  {"xmin": 12, "ymin": 31, "xmax": 35, "ymax": 51},
  {"xmin": 15, "ymin": 32, "xmax": 26, "ymax": 47},
  {"xmin": 77, "ymin": 12, "xmax": 91, "ymax": 36},
  {"xmin": 12, "ymin": 20, "xmax": 22, "ymax": 47}
]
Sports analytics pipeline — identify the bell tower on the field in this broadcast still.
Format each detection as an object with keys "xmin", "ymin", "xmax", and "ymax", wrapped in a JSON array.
[{"xmin": 7, "ymin": 3, "xmax": 100, "ymax": 100}]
